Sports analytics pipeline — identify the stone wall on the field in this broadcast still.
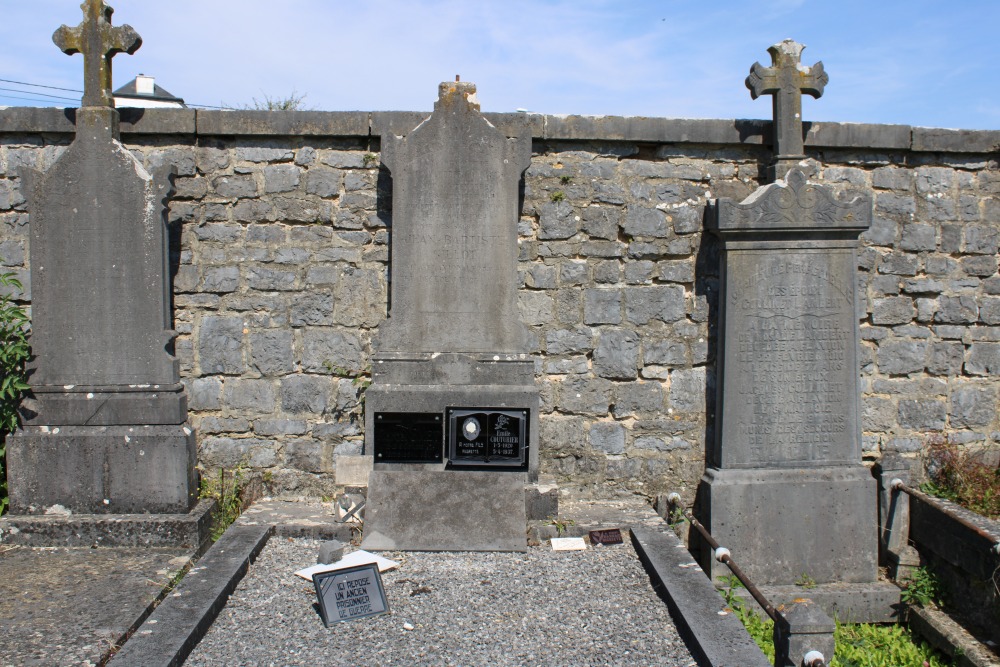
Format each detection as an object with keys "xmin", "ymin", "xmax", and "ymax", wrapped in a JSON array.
[{"xmin": 1, "ymin": 108, "xmax": 998, "ymax": 499}]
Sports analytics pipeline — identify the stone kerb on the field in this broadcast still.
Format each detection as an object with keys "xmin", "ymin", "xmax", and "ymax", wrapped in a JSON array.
[{"xmin": 1, "ymin": 109, "xmax": 999, "ymax": 498}]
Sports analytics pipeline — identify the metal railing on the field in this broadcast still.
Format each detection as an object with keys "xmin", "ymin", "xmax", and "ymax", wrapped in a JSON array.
[
  {"xmin": 889, "ymin": 479, "xmax": 1000, "ymax": 555},
  {"xmin": 666, "ymin": 493, "xmax": 828, "ymax": 667}
]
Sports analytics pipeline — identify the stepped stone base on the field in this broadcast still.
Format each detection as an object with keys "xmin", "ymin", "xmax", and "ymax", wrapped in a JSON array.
[
  {"xmin": 696, "ymin": 465, "xmax": 878, "ymax": 586},
  {"xmin": 7, "ymin": 424, "xmax": 197, "ymax": 515},
  {"xmin": 0, "ymin": 498, "xmax": 216, "ymax": 552}
]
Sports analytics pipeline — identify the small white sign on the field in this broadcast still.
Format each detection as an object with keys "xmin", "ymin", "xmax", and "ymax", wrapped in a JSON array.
[{"xmin": 550, "ymin": 537, "xmax": 587, "ymax": 551}]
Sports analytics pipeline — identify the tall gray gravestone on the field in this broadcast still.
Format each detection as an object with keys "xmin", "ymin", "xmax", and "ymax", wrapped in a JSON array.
[
  {"xmin": 5, "ymin": 0, "xmax": 196, "ymax": 514},
  {"xmin": 698, "ymin": 41, "xmax": 878, "ymax": 588},
  {"xmin": 361, "ymin": 81, "xmax": 537, "ymax": 552}
]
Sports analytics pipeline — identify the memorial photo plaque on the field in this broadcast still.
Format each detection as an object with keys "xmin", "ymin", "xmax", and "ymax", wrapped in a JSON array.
[
  {"xmin": 373, "ymin": 412, "xmax": 443, "ymax": 463},
  {"xmin": 312, "ymin": 563, "xmax": 389, "ymax": 626},
  {"xmin": 446, "ymin": 408, "xmax": 528, "ymax": 468}
]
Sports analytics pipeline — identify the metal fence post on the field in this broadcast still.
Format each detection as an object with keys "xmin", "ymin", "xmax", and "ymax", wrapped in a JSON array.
[{"xmin": 773, "ymin": 599, "xmax": 835, "ymax": 667}]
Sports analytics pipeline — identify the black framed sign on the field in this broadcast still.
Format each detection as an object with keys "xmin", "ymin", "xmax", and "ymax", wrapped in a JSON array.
[
  {"xmin": 312, "ymin": 563, "xmax": 389, "ymax": 626},
  {"xmin": 446, "ymin": 407, "xmax": 528, "ymax": 468}
]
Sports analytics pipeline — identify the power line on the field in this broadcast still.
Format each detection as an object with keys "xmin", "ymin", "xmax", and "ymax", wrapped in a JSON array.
[
  {"xmin": 0, "ymin": 77, "xmax": 82, "ymax": 93},
  {"xmin": 0, "ymin": 76, "xmax": 239, "ymax": 111},
  {"xmin": 0, "ymin": 93, "xmax": 69, "ymax": 105},
  {"xmin": 0, "ymin": 86, "xmax": 79, "ymax": 102}
]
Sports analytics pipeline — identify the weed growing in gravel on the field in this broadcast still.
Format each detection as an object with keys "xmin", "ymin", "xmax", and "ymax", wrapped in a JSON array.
[
  {"xmin": 544, "ymin": 516, "xmax": 575, "ymax": 536},
  {"xmin": 900, "ymin": 566, "xmax": 943, "ymax": 609}
]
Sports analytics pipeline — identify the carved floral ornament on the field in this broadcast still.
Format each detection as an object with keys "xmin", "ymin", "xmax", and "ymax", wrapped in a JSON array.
[{"xmin": 715, "ymin": 167, "xmax": 871, "ymax": 231}]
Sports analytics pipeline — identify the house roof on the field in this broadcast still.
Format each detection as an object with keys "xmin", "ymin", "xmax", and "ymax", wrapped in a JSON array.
[{"xmin": 113, "ymin": 77, "xmax": 185, "ymax": 105}]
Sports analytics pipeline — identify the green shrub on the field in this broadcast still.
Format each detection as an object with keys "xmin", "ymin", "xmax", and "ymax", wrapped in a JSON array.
[
  {"xmin": 922, "ymin": 442, "xmax": 1000, "ymax": 519},
  {"xmin": 0, "ymin": 267, "xmax": 30, "ymax": 515}
]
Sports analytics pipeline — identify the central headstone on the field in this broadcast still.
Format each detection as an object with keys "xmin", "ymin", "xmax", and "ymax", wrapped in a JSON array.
[
  {"xmin": 362, "ymin": 81, "xmax": 537, "ymax": 552},
  {"xmin": 697, "ymin": 41, "xmax": 878, "ymax": 589}
]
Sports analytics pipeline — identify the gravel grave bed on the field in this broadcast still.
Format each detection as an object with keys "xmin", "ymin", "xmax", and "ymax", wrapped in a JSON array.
[{"xmin": 184, "ymin": 537, "xmax": 696, "ymax": 667}]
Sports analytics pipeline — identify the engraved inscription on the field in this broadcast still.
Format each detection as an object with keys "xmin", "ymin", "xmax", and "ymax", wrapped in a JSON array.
[{"xmin": 729, "ymin": 256, "xmax": 853, "ymax": 463}]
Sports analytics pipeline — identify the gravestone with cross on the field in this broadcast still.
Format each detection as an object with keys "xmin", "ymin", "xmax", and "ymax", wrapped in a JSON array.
[
  {"xmin": 361, "ymin": 81, "xmax": 540, "ymax": 552},
  {"xmin": 5, "ymin": 0, "xmax": 196, "ymax": 515},
  {"xmin": 696, "ymin": 40, "xmax": 896, "ymax": 619},
  {"xmin": 746, "ymin": 39, "xmax": 828, "ymax": 180}
]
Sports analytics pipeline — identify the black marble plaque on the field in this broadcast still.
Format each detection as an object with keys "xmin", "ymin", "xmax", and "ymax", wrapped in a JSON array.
[
  {"xmin": 373, "ymin": 412, "xmax": 443, "ymax": 463},
  {"xmin": 447, "ymin": 408, "xmax": 528, "ymax": 468}
]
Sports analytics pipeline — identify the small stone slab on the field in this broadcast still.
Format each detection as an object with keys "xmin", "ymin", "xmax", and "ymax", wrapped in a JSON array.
[
  {"xmin": 234, "ymin": 499, "xmax": 354, "ymax": 540},
  {"xmin": 0, "ymin": 498, "xmax": 215, "ymax": 550},
  {"xmin": 361, "ymin": 470, "xmax": 526, "ymax": 552},
  {"xmin": 551, "ymin": 537, "xmax": 587, "ymax": 551}
]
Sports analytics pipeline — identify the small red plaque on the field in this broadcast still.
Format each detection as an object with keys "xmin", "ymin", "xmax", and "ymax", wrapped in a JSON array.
[{"xmin": 588, "ymin": 528, "xmax": 624, "ymax": 545}]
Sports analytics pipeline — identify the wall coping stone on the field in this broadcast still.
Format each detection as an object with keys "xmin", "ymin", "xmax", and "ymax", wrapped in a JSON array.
[{"xmin": 0, "ymin": 107, "xmax": 997, "ymax": 153}]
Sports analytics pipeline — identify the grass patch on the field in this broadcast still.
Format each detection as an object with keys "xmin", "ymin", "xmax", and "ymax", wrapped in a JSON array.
[
  {"xmin": 199, "ymin": 462, "xmax": 261, "ymax": 541},
  {"xmin": 724, "ymin": 578, "xmax": 952, "ymax": 666}
]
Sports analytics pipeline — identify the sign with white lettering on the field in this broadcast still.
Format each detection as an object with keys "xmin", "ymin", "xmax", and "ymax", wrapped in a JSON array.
[
  {"xmin": 446, "ymin": 407, "xmax": 528, "ymax": 468},
  {"xmin": 312, "ymin": 563, "xmax": 389, "ymax": 626}
]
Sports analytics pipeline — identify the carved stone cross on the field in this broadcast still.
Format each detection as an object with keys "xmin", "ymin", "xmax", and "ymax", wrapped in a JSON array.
[
  {"xmin": 53, "ymin": 0, "xmax": 141, "ymax": 108},
  {"xmin": 746, "ymin": 39, "xmax": 828, "ymax": 165}
]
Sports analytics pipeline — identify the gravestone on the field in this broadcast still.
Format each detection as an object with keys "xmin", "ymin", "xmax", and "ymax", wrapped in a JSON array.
[
  {"xmin": 5, "ymin": 0, "xmax": 196, "ymax": 515},
  {"xmin": 697, "ymin": 41, "xmax": 877, "ymax": 588},
  {"xmin": 361, "ymin": 81, "xmax": 537, "ymax": 551}
]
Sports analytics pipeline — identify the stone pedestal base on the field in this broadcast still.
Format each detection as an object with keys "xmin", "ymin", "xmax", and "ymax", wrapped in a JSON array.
[
  {"xmin": 695, "ymin": 465, "xmax": 878, "ymax": 586},
  {"xmin": 6, "ymin": 424, "xmax": 197, "ymax": 514},
  {"xmin": 365, "ymin": 352, "xmax": 540, "ymax": 480},
  {"xmin": 361, "ymin": 470, "xmax": 527, "ymax": 551}
]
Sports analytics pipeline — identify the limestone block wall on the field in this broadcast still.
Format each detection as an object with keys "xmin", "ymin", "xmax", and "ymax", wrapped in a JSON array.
[{"xmin": 1, "ymin": 108, "xmax": 998, "ymax": 498}]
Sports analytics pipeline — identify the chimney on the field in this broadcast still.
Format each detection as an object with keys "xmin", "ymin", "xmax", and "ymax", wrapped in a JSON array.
[{"xmin": 135, "ymin": 74, "xmax": 155, "ymax": 96}]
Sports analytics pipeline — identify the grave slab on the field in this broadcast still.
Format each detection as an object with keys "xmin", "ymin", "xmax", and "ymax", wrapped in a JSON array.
[
  {"xmin": 0, "ymin": 544, "xmax": 192, "ymax": 667},
  {"xmin": 361, "ymin": 470, "xmax": 527, "ymax": 552}
]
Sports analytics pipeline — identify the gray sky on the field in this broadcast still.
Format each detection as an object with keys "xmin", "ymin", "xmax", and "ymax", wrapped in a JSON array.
[{"xmin": 2, "ymin": 0, "xmax": 998, "ymax": 130}]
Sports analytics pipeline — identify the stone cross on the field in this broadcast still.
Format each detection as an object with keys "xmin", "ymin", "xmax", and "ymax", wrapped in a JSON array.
[
  {"xmin": 53, "ymin": 0, "xmax": 141, "ymax": 108},
  {"xmin": 746, "ymin": 39, "xmax": 827, "ymax": 166}
]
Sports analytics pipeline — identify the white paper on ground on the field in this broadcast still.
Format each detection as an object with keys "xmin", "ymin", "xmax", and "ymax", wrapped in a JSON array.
[
  {"xmin": 550, "ymin": 537, "xmax": 587, "ymax": 551},
  {"xmin": 294, "ymin": 549, "xmax": 400, "ymax": 580}
]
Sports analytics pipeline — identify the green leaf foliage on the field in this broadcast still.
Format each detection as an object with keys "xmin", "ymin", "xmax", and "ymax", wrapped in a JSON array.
[{"xmin": 0, "ymin": 265, "xmax": 30, "ymax": 515}]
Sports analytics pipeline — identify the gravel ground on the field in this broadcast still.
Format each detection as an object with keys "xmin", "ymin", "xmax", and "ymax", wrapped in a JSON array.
[{"xmin": 185, "ymin": 537, "xmax": 696, "ymax": 667}]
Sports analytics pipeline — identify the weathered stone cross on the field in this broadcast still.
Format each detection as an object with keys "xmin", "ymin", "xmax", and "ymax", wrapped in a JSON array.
[
  {"xmin": 53, "ymin": 0, "xmax": 141, "ymax": 108},
  {"xmin": 746, "ymin": 39, "xmax": 828, "ymax": 166}
]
